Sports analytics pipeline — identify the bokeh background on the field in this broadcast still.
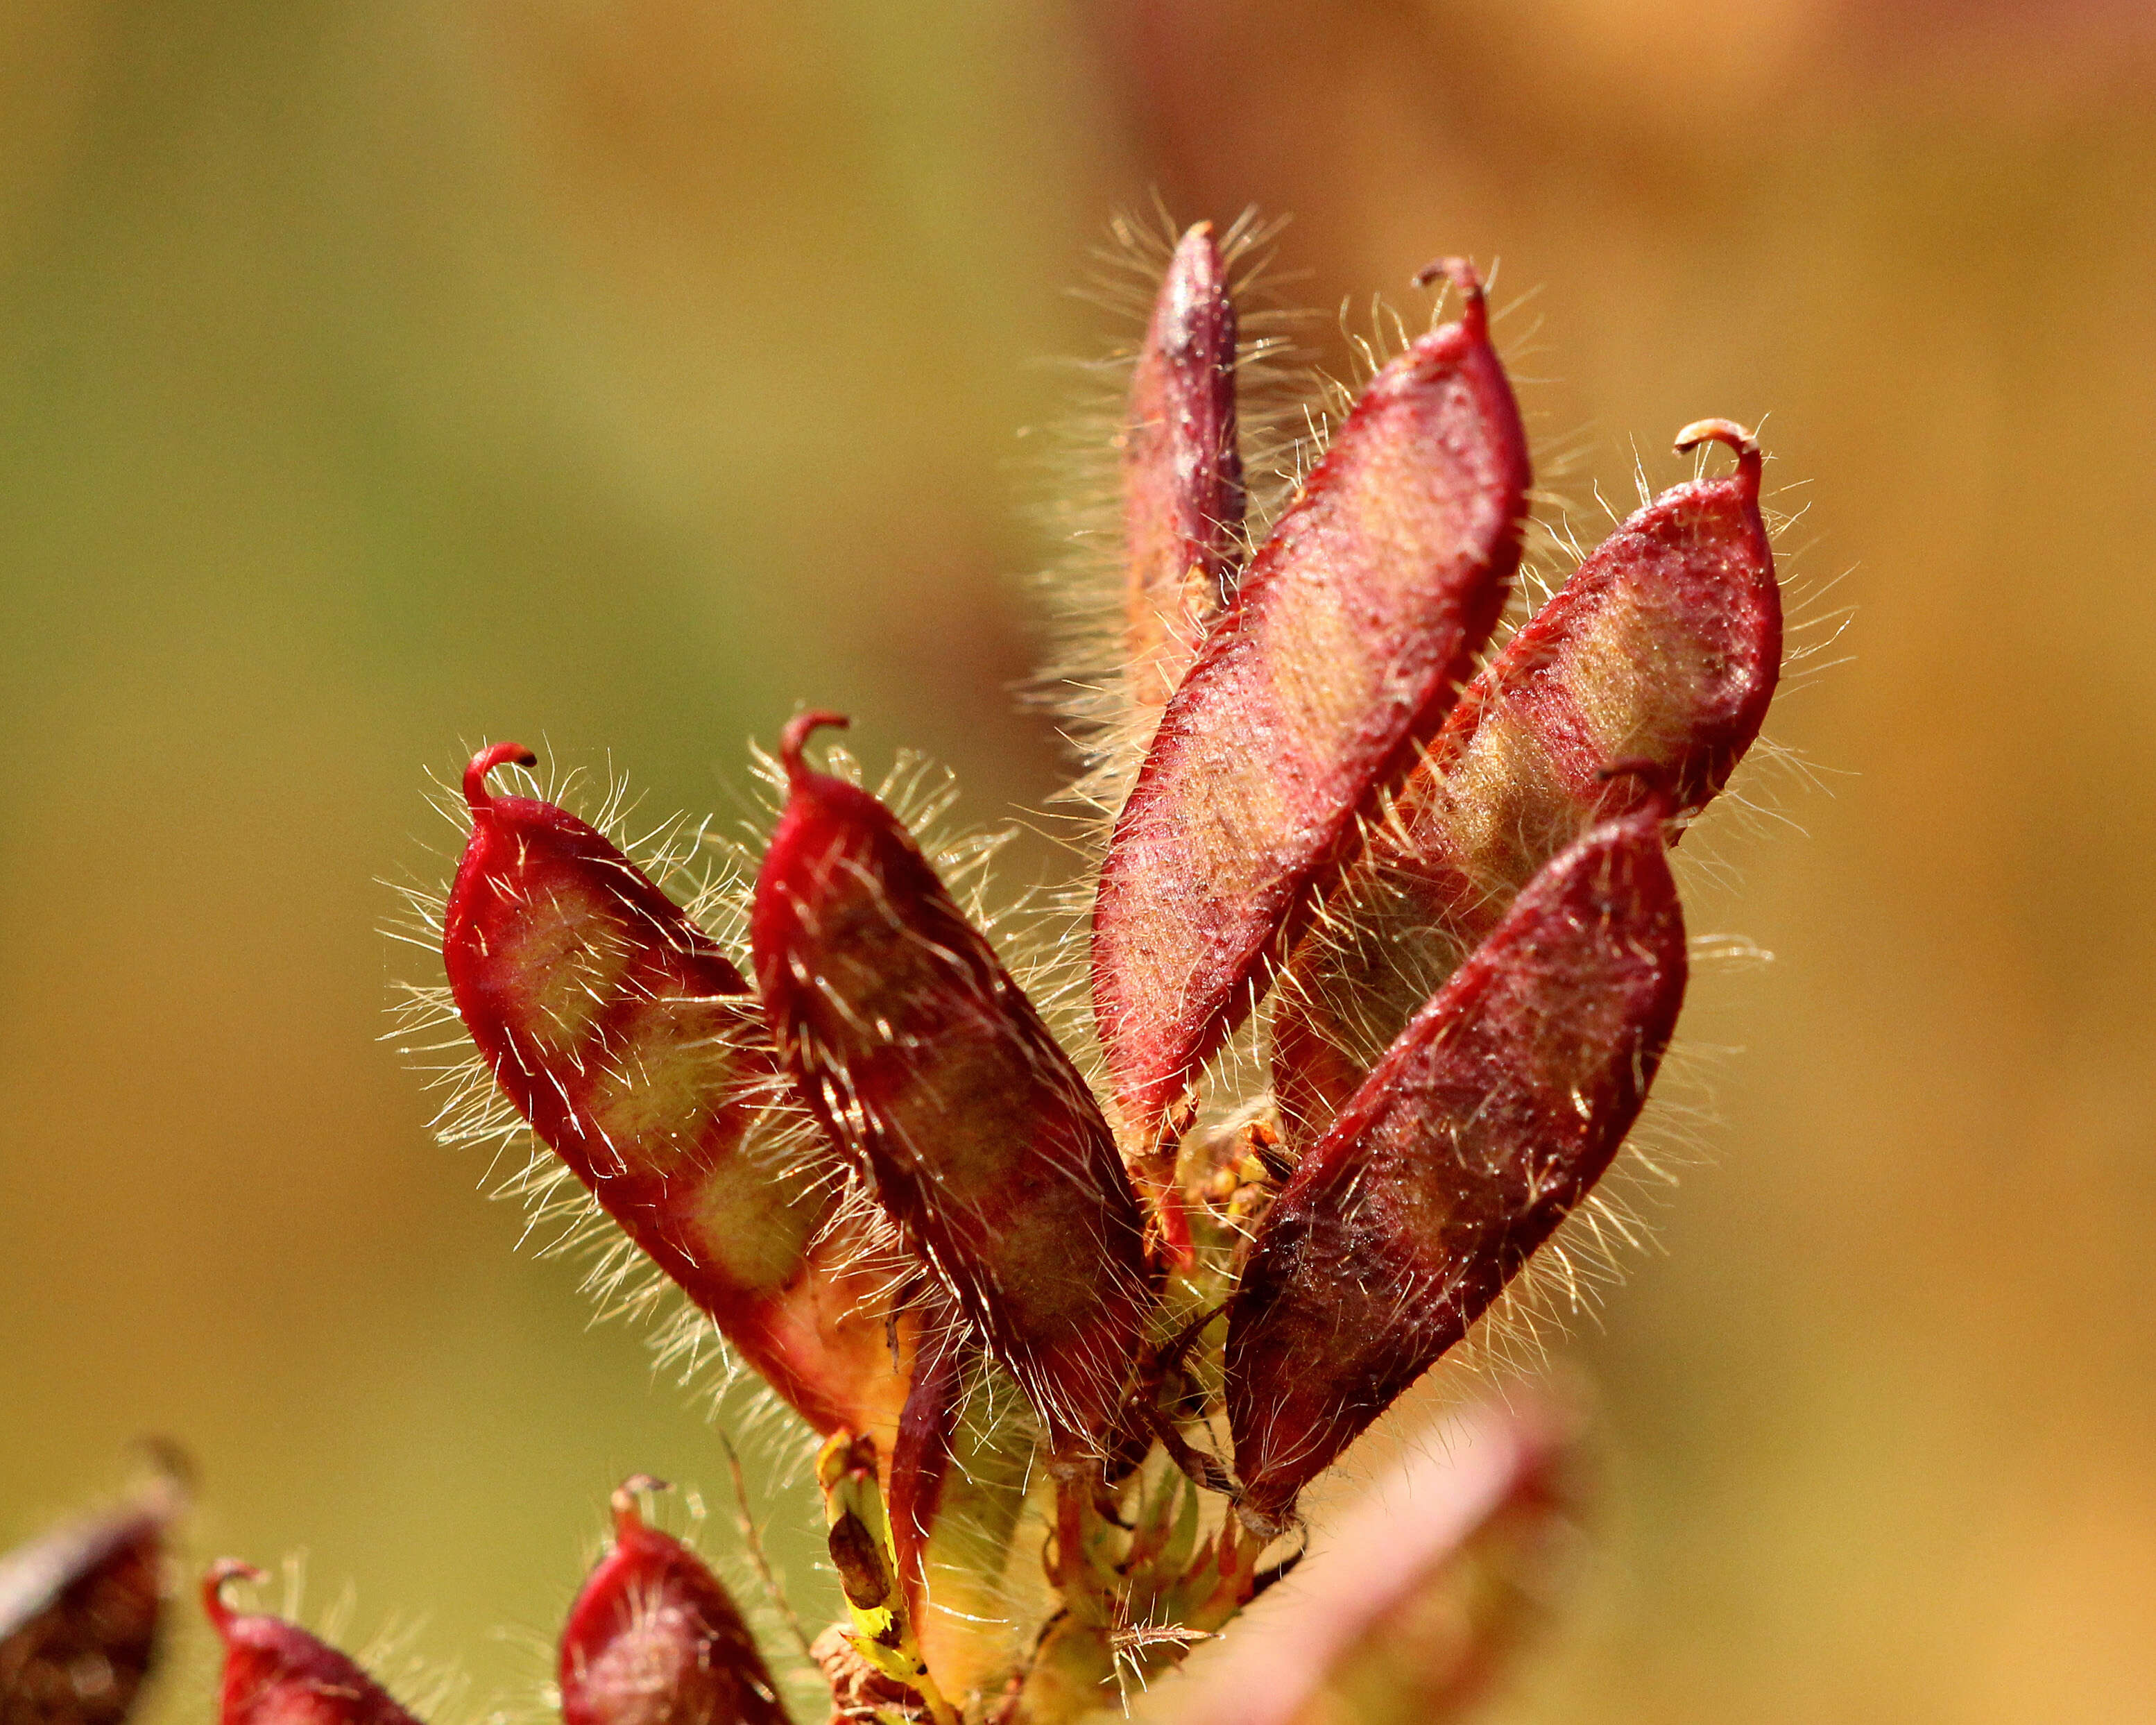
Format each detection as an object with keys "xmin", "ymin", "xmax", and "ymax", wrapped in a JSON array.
[{"xmin": 6, "ymin": 3, "xmax": 2154, "ymax": 1721}]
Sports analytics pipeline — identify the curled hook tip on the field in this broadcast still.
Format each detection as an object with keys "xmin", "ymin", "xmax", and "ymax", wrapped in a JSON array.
[
  {"xmin": 1412, "ymin": 254, "xmax": 1484, "ymax": 295},
  {"xmin": 1412, "ymin": 257, "xmax": 1487, "ymax": 334},
  {"xmin": 779, "ymin": 711, "xmax": 849, "ymax": 785},
  {"xmin": 463, "ymin": 742, "xmax": 538, "ymax": 811},
  {"xmin": 1674, "ymin": 418, "xmax": 1763, "ymax": 493},
  {"xmin": 203, "ymin": 1558, "xmax": 266, "ymax": 1627},
  {"xmin": 1673, "ymin": 417, "xmax": 1756, "ymax": 456},
  {"xmin": 610, "ymin": 1473, "xmax": 671, "ymax": 1533}
]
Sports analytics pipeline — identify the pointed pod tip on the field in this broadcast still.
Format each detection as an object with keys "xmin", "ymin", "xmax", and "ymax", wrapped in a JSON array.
[
  {"xmin": 463, "ymin": 742, "xmax": 538, "ymax": 812},
  {"xmin": 202, "ymin": 1558, "xmax": 265, "ymax": 1633},
  {"xmin": 608, "ymin": 1474, "xmax": 670, "ymax": 1539},
  {"xmin": 130, "ymin": 1433, "xmax": 197, "ymax": 1506},
  {"xmin": 1170, "ymin": 220, "xmax": 1222, "ymax": 277},
  {"xmin": 778, "ymin": 711, "xmax": 849, "ymax": 788},
  {"xmin": 1674, "ymin": 418, "xmax": 1763, "ymax": 496},
  {"xmin": 1412, "ymin": 255, "xmax": 1487, "ymax": 332}
]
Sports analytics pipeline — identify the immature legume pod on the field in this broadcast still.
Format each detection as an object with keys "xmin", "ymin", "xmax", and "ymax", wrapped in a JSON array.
[
  {"xmin": 752, "ymin": 714, "xmax": 1152, "ymax": 1445},
  {"xmin": 444, "ymin": 744, "xmax": 912, "ymax": 1441},
  {"xmin": 204, "ymin": 1564, "xmax": 423, "ymax": 1725},
  {"xmin": 1227, "ymin": 802, "xmax": 1686, "ymax": 1533},
  {"xmin": 1093, "ymin": 261, "xmax": 1530, "ymax": 1150},
  {"xmin": 1272, "ymin": 421, "xmax": 1775, "ymax": 1142},
  {"xmin": 558, "ymin": 1479, "xmax": 787, "ymax": 1725}
]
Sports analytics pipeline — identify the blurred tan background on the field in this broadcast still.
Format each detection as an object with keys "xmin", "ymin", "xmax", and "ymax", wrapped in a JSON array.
[{"xmin": 3, "ymin": 3, "xmax": 2153, "ymax": 1721}]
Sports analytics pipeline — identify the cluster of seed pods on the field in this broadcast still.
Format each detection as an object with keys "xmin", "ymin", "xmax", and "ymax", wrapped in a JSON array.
[
  {"xmin": 187, "ymin": 1480, "xmax": 783, "ymax": 1725},
  {"xmin": 1084, "ymin": 237, "xmax": 1776, "ymax": 1532},
  {"xmin": 406, "ymin": 218, "xmax": 1779, "ymax": 1717},
  {"xmin": 0, "ymin": 216, "xmax": 1787, "ymax": 1725}
]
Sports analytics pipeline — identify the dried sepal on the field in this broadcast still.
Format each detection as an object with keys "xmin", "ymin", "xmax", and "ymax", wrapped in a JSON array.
[
  {"xmin": 557, "ymin": 1478, "xmax": 787, "ymax": 1725},
  {"xmin": 202, "ymin": 1564, "xmax": 422, "ymax": 1725},
  {"xmin": 1121, "ymin": 219, "xmax": 1244, "ymax": 715},
  {"xmin": 0, "ymin": 1460, "xmax": 185, "ymax": 1725},
  {"xmin": 1093, "ymin": 260, "xmax": 1530, "ymax": 1149},
  {"xmin": 1272, "ymin": 420, "xmax": 1777, "ymax": 1139},
  {"xmin": 1226, "ymin": 804, "xmax": 1686, "ymax": 1532},
  {"xmin": 443, "ymin": 743, "xmax": 913, "ymax": 1441},
  {"xmin": 752, "ymin": 714, "xmax": 1152, "ymax": 1445}
]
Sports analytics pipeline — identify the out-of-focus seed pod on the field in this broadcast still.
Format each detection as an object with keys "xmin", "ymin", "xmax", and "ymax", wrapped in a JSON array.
[
  {"xmin": 1093, "ymin": 261, "xmax": 1530, "ymax": 1149},
  {"xmin": 203, "ymin": 1564, "xmax": 422, "ymax": 1725},
  {"xmin": 444, "ymin": 744, "xmax": 912, "ymax": 1442},
  {"xmin": 1169, "ymin": 1393, "xmax": 1580, "ymax": 1725},
  {"xmin": 1122, "ymin": 219, "xmax": 1244, "ymax": 715},
  {"xmin": 1227, "ymin": 806, "xmax": 1686, "ymax": 1533},
  {"xmin": 752, "ymin": 715, "xmax": 1151, "ymax": 1446},
  {"xmin": 557, "ymin": 1479, "xmax": 787, "ymax": 1725},
  {"xmin": 1272, "ymin": 421, "xmax": 1776, "ymax": 1141},
  {"xmin": 0, "ymin": 1460, "xmax": 185, "ymax": 1725}
]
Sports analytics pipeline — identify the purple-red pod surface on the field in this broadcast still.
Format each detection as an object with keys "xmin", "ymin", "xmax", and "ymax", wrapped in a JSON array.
[
  {"xmin": 1272, "ymin": 421, "xmax": 1776, "ymax": 1142},
  {"xmin": 1227, "ymin": 805, "xmax": 1686, "ymax": 1533},
  {"xmin": 1122, "ymin": 219, "xmax": 1244, "ymax": 714},
  {"xmin": 558, "ymin": 1482, "xmax": 786, "ymax": 1725},
  {"xmin": 203, "ymin": 1565, "xmax": 423, "ymax": 1725},
  {"xmin": 1093, "ymin": 261, "xmax": 1530, "ymax": 1150},
  {"xmin": 0, "ymin": 1471, "xmax": 182, "ymax": 1725},
  {"xmin": 751, "ymin": 714, "xmax": 1152, "ymax": 1446},
  {"xmin": 444, "ymin": 744, "xmax": 913, "ymax": 1443}
]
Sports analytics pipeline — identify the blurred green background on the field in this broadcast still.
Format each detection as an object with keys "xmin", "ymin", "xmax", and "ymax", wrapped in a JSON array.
[{"xmin": 4, "ymin": 3, "xmax": 2153, "ymax": 1721}]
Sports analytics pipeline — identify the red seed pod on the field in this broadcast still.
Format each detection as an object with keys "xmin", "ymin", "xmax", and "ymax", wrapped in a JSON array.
[
  {"xmin": 1122, "ymin": 219, "xmax": 1244, "ymax": 714},
  {"xmin": 203, "ymin": 1564, "xmax": 422, "ymax": 1725},
  {"xmin": 0, "ymin": 1463, "xmax": 185, "ymax": 1725},
  {"xmin": 444, "ymin": 743, "xmax": 911, "ymax": 1441},
  {"xmin": 1093, "ymin": 260, "xmax": 1530, "ymax": 1148},
  {"xmin": 1272, "ymin": 420, "xmax": 1776, "ymax": 1141},
  {"xmin": 751, "ymin": 713, "xmax": 1152, "ymax": 1445},
  {"xmin": 558, "ymin": 1479, "xmax": 787, "ymax": 1725},
  {"xmin": 1226, "ymin": 804, "xmax": 1686, "ymax": 1533}
]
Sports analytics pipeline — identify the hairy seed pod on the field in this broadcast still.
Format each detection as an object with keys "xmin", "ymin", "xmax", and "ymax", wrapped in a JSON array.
[
  {"xmin": 202, "ymin": 1565, "xmax": 422, "ymax": 1725},
  {"xmin": 1093, "ymin": 260, "xmax": 1530, "ymax": 1147},
  {"xmin": 751, "ymin": 713, "xmax": 1152, "ymax": 1445},
  {"xmin": 0, "ymin": 1463, "xmax": 185, "ymax": 1725},
  {"xmin": 557, "ymin": 1479, "xmax": 787, "ymax": 1725},
  {"xmin": 1272, "ymin": 420, "xmax": 1777, "ymax": 1141},
  {"xmin": 444, "ymin": 744, "xmax": 912, "ymax": 1441},
  {"xmin": 1227, "ymin": 805, "xmax": 1686, "ymax": 1533},
  {"xmin": 1122, "ymin": 219, "xmax": 1244, "ymax": 714}
]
